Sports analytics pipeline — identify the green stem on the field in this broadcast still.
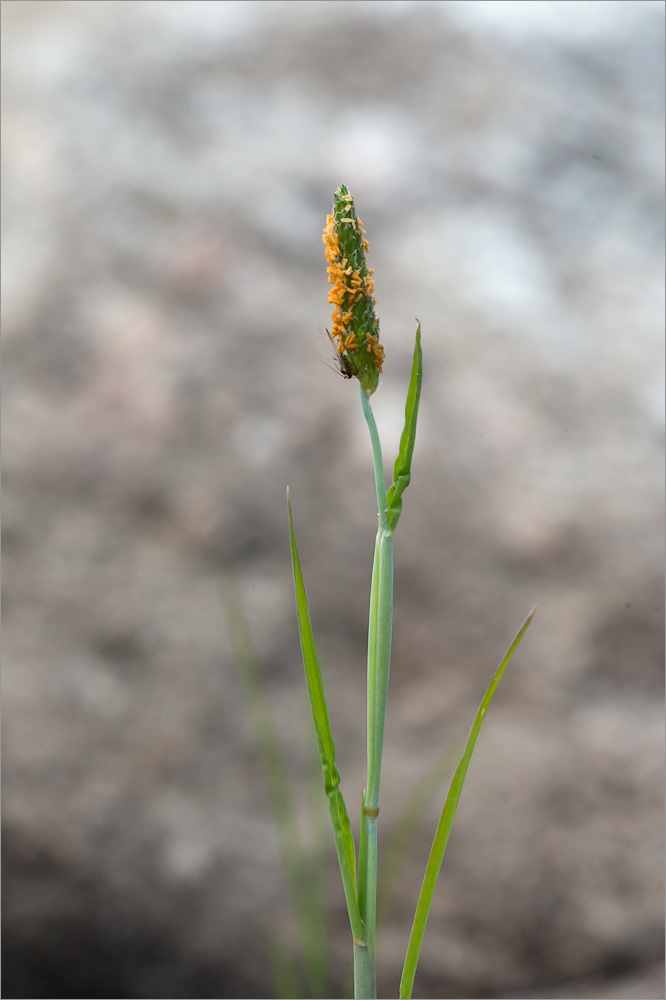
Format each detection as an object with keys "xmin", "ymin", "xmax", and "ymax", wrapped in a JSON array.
[
  {"xmin": 358, "ymin": 386, "xmax": 394, "ymax": 967},
  {"xmin": 361, "ymin": 387, "xmax": 390, "ymax": 534},
  {"xmin": 354, "ymin": 941, "xmax": 377, "ymax": 1000}
]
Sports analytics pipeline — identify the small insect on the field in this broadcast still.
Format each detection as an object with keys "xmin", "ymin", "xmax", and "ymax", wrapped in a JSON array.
[{"xmin": 316, "ymin": 325, "xmax": 354, "ymax": 379}]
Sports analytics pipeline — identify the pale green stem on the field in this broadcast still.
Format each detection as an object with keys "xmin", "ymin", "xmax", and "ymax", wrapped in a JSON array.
[
  {"xmin": 358, "ymin": 386, "xmax": 393, "ymax": 969},
  {"xmin": 353, "ymin": 941, "xmax": 377, "ymax": 1000}
]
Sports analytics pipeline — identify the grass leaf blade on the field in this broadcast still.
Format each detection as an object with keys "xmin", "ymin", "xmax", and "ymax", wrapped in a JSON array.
[
  {"xmin": 399, "ymin": 606, "xmax": 536, "ymax": 1000},
  {"xmin": 220, "ymin": 572, "xmax": 328, "ymax": 995},
  {"xmin": 287, "ymin": 490, "xmax": 365, "ymax": 945},
  {"xmin": 386, "ymin": 323, "xmax": 423, "ymax": 533},
  {"xmin": 377, "ymin": 743, "xmax": 457, "ymax": 930}
]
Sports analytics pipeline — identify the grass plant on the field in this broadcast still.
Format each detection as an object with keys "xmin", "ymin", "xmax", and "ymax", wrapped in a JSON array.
[
  {"xmin": 287, "ymin": 186, "xmax": 535, "ymax": 999},
  {"xmin": 225, "ymin": 185, "xmax": 535, "ymax": 999}
]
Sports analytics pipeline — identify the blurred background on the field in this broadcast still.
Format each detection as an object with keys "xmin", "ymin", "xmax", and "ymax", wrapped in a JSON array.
[{"xmin": 2, "ymin": 2, "xmax": 664, "ymax": 998}]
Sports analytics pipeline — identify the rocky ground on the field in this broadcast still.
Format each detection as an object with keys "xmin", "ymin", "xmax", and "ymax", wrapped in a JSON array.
[{"xmin": 2, "ymin": 2, "xmax": 664, "ymax": 998}]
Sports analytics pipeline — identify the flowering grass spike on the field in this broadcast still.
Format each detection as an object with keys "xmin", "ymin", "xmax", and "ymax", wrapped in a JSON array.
[{"xmin": 323, "ymin": 184, "xmax": 385, "ymax": 396}]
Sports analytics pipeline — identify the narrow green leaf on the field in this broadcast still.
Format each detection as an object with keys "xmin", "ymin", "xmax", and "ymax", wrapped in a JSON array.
[
  {"xmin": 376, "ymin": 743, "xmax": 457, "ymax": 930},
  {"xmin": 386, "ymin": 324, "xmax": 423, "ymax": 533},
  {"xmin": 287, "ymin": 490, "xmax": 365, "ymax": 945},
  {"xmin": 268, "ymin": 932, "xmax": 303, "ymax": 1000},
  {"xmin": 220, "ymin": 572, "xmax": 328, "ymax": 996},
  {"xmin": 399, "ymin": 606, "xmax": 536, "ymax": 1000}
]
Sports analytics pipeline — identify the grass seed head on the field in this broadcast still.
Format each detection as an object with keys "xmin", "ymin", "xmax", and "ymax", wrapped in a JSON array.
[{"xmin": 322, "ymin": 184, "xmax": 385, "ymax": 395}]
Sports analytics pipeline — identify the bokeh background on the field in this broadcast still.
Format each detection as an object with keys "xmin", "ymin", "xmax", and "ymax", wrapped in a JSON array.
[{"xmin": 2, "ymin": 2, "xmax": 664, "ymax": 998}]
